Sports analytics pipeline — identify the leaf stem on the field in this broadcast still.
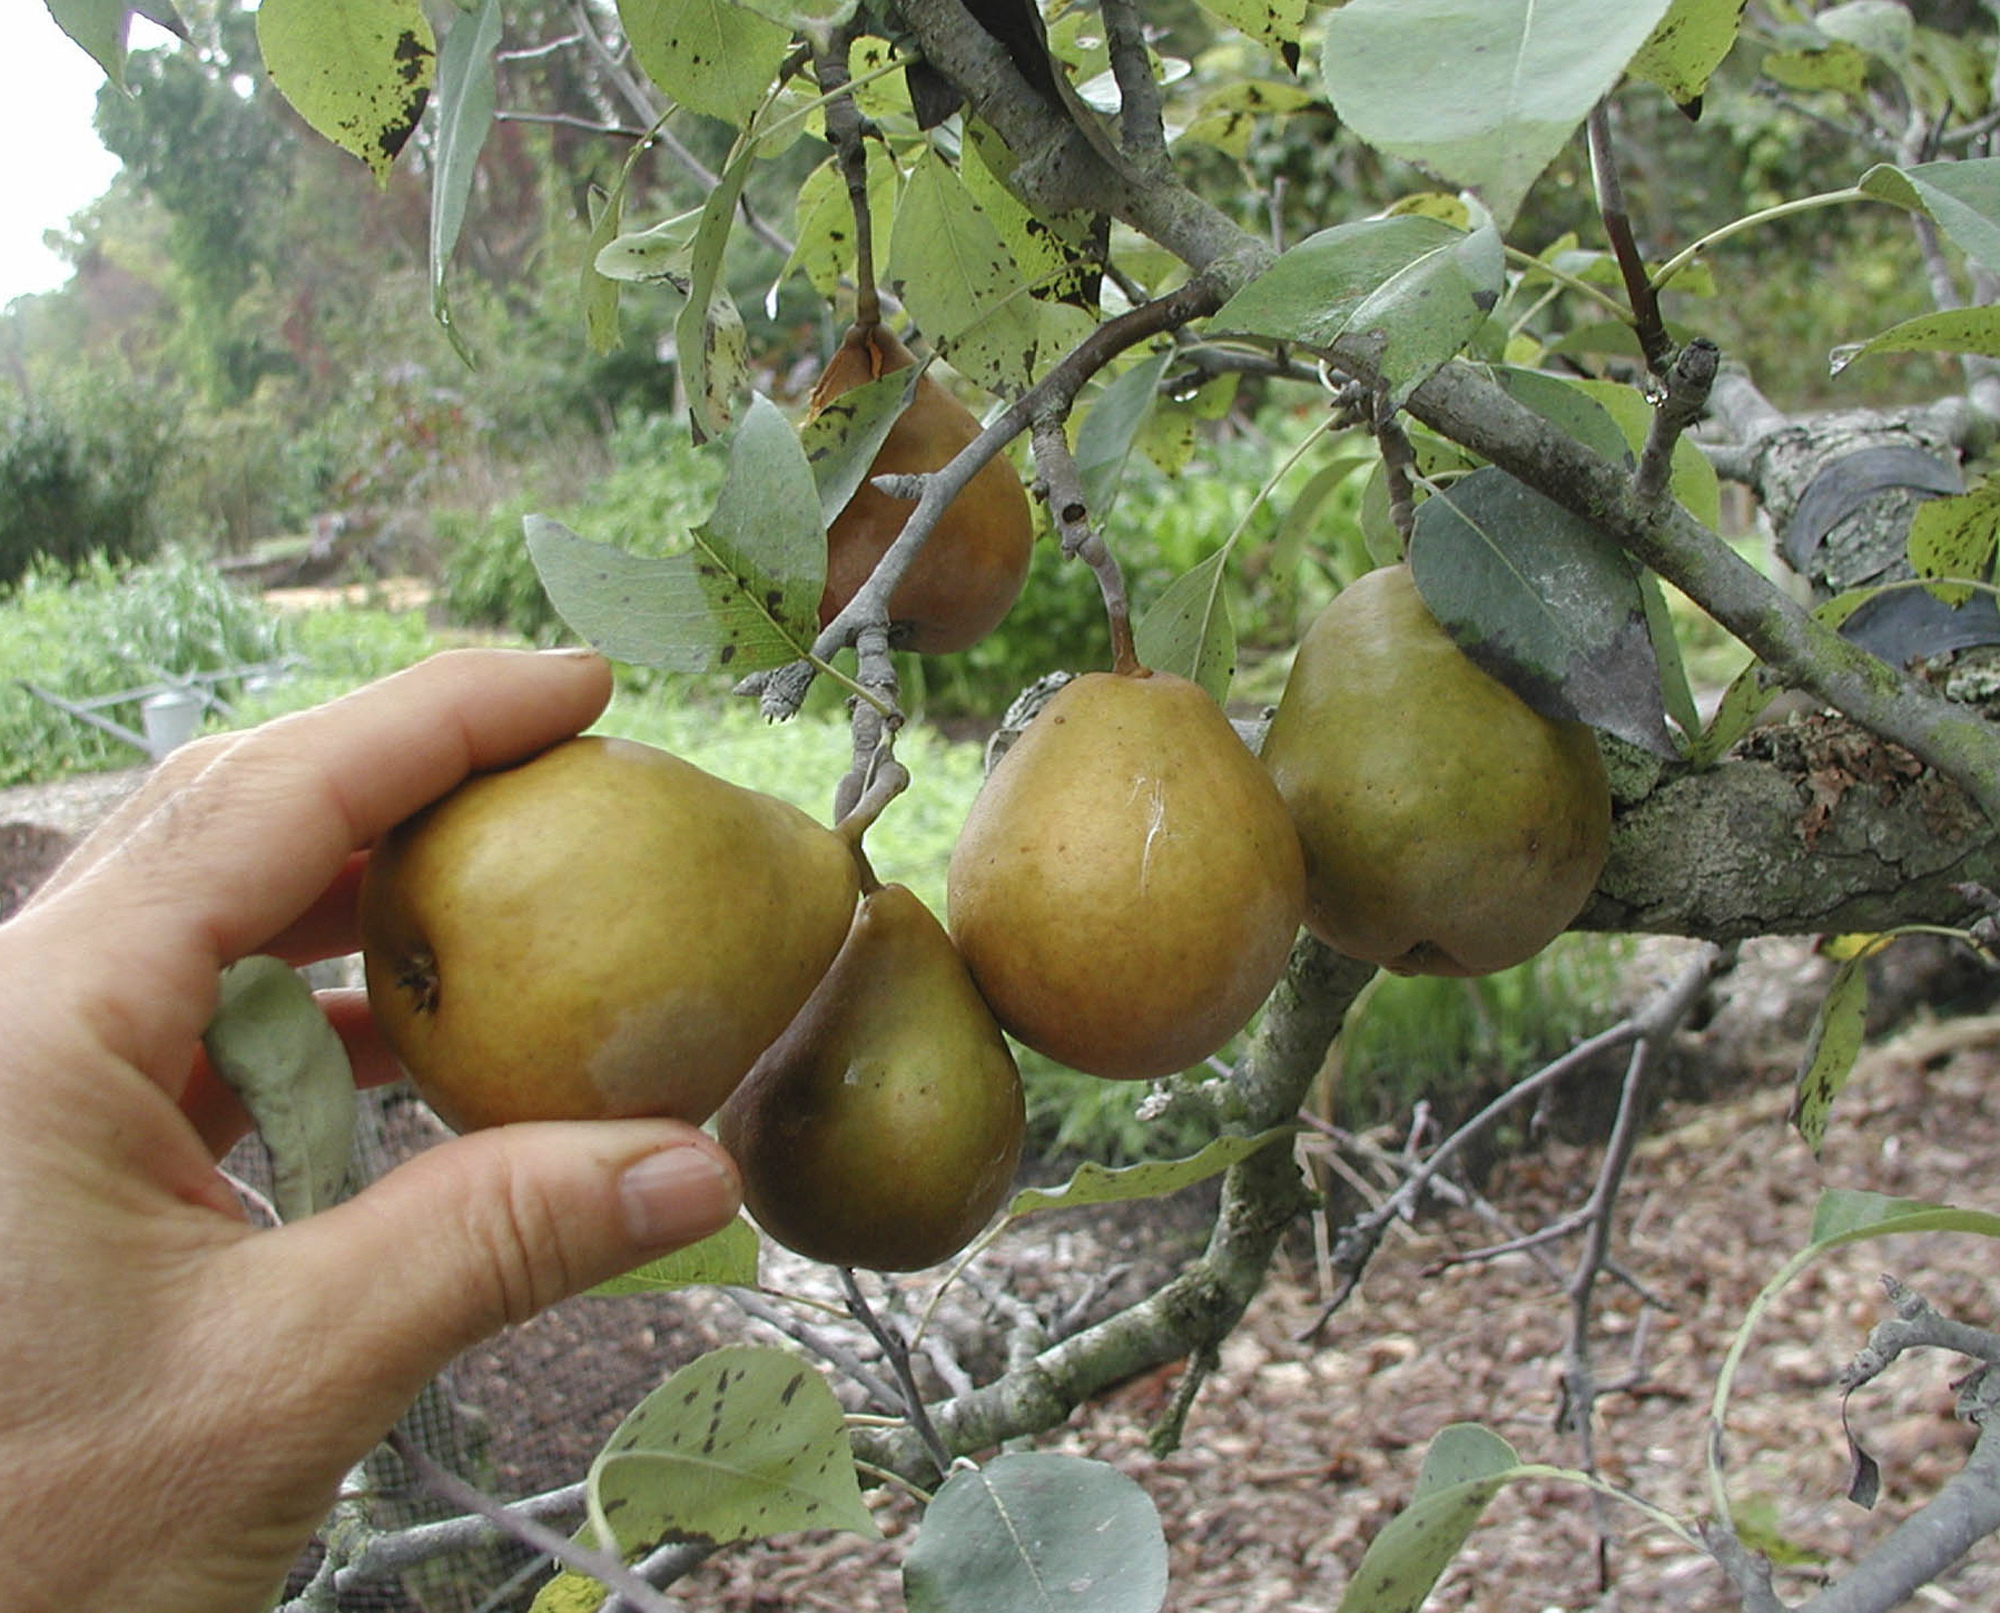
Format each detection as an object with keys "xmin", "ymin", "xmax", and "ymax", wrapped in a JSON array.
[{"xmin": 1650, "ymin": 187, "xmax": 1869, "ymax": 294}]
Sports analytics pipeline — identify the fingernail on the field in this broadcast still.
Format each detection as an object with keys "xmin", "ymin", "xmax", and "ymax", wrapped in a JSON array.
[
  {"xmin": 538, "ymin": 646, "xmax": 605, "ymax": 660},
  {"xmin": 619, "ymin": 1145, "xmax": 740, "ymax": 1249}
]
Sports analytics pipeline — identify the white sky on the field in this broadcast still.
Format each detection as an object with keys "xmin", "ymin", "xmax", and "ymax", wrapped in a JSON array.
[{"xmin": 0, "ymin": 8, "xmax": 151, "ymax": 308}]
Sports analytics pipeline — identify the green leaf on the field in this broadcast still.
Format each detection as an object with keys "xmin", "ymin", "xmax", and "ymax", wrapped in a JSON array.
[
  {"xmin": 1906, "ymin": 482, "xmax": 2000, "ymax": 606},
  {"xmin": 1212, "ymin": 213, "xmax": 1504, "ymax": 408},
  {"xmin": 587, "ymin": 1345, "xmax": 878, "ymax": 1551},
  {"xmin": 1817, "ymin": 0, "xmax": 1913, "ymax": 64},
  {"xmin": 46, "ymin": 0, "xmax": 135, "ymax": 87},
  {"xmin": 798, "ymin": 361, "xmax": 923, "ymax": 529},
  {"xmin": 1336, "ymin": 1425, "xmax": 1520, "ymax": 1612},
  {"xmin": 616, "ymin": 0, "xmax": 793, "ymax": 128},
  {"xmin": 1763, "ymin": 39, "xmax": 1869, "ymax": 96},
  {"xmin": 1859, "ymin": 158, "xmax": 2000, "ymax": 278},
  {"xmin": 1178, "ymin": 78, "xmax": 1321, "ymax": 157},
  {"xmin": 676, "ymin": 144, "xmax": 759, "ymax": 440},
  {"xmin": 590, "ymin": 1217, "xmax": 762, "ymax": 1295},
  {"xmin": 595, "ymin": 206, "xmax": 705, "ymax": 287},
  {"xmin": 202, "ymin": 956, "xmax": 356, "ymax": 1221},
  {"xmin": 582, "ymin": 184, "xmax": 625, "ymax": 354},
  {"xmin": 428, "ymin": 0, "xmax": 501, "ymax": 365},
  {"xmin": 1408, "ymin": 466, "xmax": 1678, "ymax": 756},
  {"xmin": 888, "ymin": 148, "xmax": 1043, "ymax": 397},
  {"xmin": 1008, "ymin": 1128, "xmax": 1292, "ymax": 1218},
  {"xmin": 1134, "ymin": 551, "xmax": 1236, "ymax": 703},
  {"xmin": 527, "ymin": 396, "xmax": 824, "ymax": 672},
  {"xmin": 1492, "ymin": 367, "xmax": 1633, "ymax": 465},
  {"xmin": 256, "ymin": 0, "xmax": 434, "ymax": 185},
  {"xmin": 1628, "ymin": 0, "xmax": 1746, "ymax": 109},
  {"xmin": 1790, "ymin": 946, "xmax": 1877, "ymax": 1156},
  {"xmin": 1638, "ymin": 570, "xmax": 1702, "ymax": 744},
  {"xmin": 785, "ymin": 155, "xmax": 899, "ymax": 298},
  {"xmin": 1320, "ymin": 0, "xmax": 1674, "ymax": 229},
  {"xmin": 1075, "ymin": 349, "xmax": 1174, "ymax": 521},
  {"xmin": 1831, "ymin": 305, "xmax": 2000, "ymax": 376},
  {"xmin": 1191, "ymin": 0, "xmax": 1308, "ymax": 57},
  {"xmin": 1273, "ymin": 454, "xmax": 1373, "ymax": 585},
  {"xmin": 904, "ymin": 1454, "xmax": 1167, "ymax": 1613},
  {"xmin": 1571, "ymin": 378, "xmax": 1723, "ymax": 531}
]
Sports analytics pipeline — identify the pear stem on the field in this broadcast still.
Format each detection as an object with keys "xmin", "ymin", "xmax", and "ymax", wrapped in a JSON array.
[
  {"xmin": 1030, "ymin": 411, "xmax": 1142, "ymax": 673},
  {"xmin": 817, "ymin": 29, "xmax": 881, "ymax": 329}
]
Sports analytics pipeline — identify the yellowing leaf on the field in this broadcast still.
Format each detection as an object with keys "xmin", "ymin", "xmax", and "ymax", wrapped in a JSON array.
[{"xmin": 257, "ymin": 0, "xmax": 434, "ymax": 184}]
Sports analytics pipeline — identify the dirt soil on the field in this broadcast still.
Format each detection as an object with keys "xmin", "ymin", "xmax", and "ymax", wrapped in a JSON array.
[{"xmin": 9, "ymin": 771, "xmax": 2000, "ymax": 1612}]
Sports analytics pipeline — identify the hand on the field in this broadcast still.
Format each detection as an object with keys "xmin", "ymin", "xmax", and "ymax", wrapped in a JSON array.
[{"xmin": 0, "ymin": 649, "xmax": 743, "ymax": 1613}]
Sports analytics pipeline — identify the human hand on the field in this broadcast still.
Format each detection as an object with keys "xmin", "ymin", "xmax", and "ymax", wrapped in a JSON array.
[{"xmin": 0, "ymin": 649, "xmax": 742, "ymax": 1613}]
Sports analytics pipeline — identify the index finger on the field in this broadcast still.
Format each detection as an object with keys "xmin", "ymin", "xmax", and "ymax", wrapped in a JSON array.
[{"xmin": 28, "ymin": 647, "xmax": 613, "ymax": 1081}]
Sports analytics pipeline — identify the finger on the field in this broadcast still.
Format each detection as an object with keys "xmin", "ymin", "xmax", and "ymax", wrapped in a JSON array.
[
  {"xmin": 261, "ymin": 1121, "xmax": 742, "ymax": 1417},
  {"xmin": 39, "ymin": 648, "xmax": 611, "ymax": 1078}
]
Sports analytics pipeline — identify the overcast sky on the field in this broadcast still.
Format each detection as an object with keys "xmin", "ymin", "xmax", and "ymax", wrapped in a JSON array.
[{"xmin": 1, "ymin": 9, "xmax": 139, "ymax": 307}]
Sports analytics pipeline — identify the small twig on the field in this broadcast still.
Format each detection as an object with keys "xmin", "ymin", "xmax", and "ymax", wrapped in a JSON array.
[
  {"xmin": 841, "ymin": 1270, "xmax": 955, "ymax": 1477},
  {"xmin": 1588, "ymin": 103, "xmax": 1671, "ymax": 375},
  {"xmin": 1374, "ymin": 397, "xmax": 1419, "ymax": 549},
  {"xmin": 1149, "ymin": 1342, "xmax": 1219, "ymax": 1457},
  {"xmin": 383, "ymin": 1429, "xmax": 681, "ymax": 1613},
  {"xmin": 815, "ymin": 28, "xmax": 882, "ymax": 328},
  {"xmin": 1031, "ymin": 413, "xmax": 1139, "ymax": 671},
  {"xmin": 1100, "ymin": 0, "xmax": 1167, "ymax": 159},
  {"xmin": 725, "ymin": 1288, "xmax": 906, "ymax": 1410},
  {"xmin": 1635, "ymin": 338, "xmax": 1719, "ymax": 508}
]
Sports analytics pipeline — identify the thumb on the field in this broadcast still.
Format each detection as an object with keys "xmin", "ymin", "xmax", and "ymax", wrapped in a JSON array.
[{"xmin": 262, "ymin": 1120, "xmax": 741, "ymax": 1414}]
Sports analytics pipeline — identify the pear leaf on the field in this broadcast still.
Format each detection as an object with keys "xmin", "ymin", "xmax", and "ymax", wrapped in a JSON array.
[
  {"xmin": 1790, "ymin": 944, "xmax": 1879, "ymax": 1157},
  {"xmin": 616, "ymin": 0, "xmax": 792, "ymax": 128},
  {"xmin": 785, "ymin": 154, "xmax": 899, "ymax": 298},
  {"xmin": 595, "ymin": 206, "xmax": 705, "ymax": 287},
  {"xmin": 1906, "ymin": 481, "xmax": 2000, "ymax": 606},
  {"xmin": 428, "ymin": 0, "xmax": 501, "ymax": 364},
  {"xmin": 1337, "ymin": 1425, "xmax": 1521, "ymax": 1613},
  {"xmin": 1320, "ymin": 0, "xmax": 1673, "ymax": 228},
  {"xmin": 1860, "ymin": 158, "xmax": 2000, "ymax": 277},
  {"xmin": 46, "ymin": 0, "xmax": 137, "ymax": 87},
  {"xmin": 582, "ymin": 184, "xmax": 625, "ymax": 354},
  {"xmin": 904, "ymin": 1454, "xmax": 1167, "ymax": 1613},
  {"xmin": 1408, "ymin": 466, "xmax": 1678, "ymax": 756},
  {"xmin": 799, "ymin": 360, "xmax": 923, "ymax": 529},
  {"xmin": 256, "ymin": 0, "xmax": 434, "ymax": 184},
  {"xmin": 590, "ymin": 1217, "xmax": 762, "ymax": 1295},
  {"xmin": 1830, "ymin": 305, "xmax": 2000, "ymax": 376},
  {"xmin": 1191, "ymin": 0, "xmax": 1307, "ymax": 56},
  {"xmin": 1134, "ymin": 550, "xmax": 1237, "ymax": 704},
  {"xmin": 1628, "ymin": 0, "xmax": 1746, "ymax": 110},
  {"xmin": 1763, "ymin": 39, "xmax": 1869, "ymax": 96},
  {"xmin": 1075, "ymin": 349, "xmax": 1173, "ymax": 521},
  {"xmin": 889, "ymin": 149, "xmax": 1041, "ymax": 397},
  {"xmin": 586, "ymin": 1345, "xmax": 879, "ymax": 1552},
  {"xmin": 1211, "ymin": 213, "xmax": 1504, "ymax": 408},
  {"xmin": 202, "ymin": 956, "xmax": 356, "ymax": 1221},
  {"xmin": 675, "ymin": 144, "xmax": 758, "ymax": 440},
  {"xmin": 528, "ymin": 396, "xmax": 824, "ymax": 672},
  {"xmin": 1008, "ymin": 1127, "xmax": 1293, "ymax": 1218}
]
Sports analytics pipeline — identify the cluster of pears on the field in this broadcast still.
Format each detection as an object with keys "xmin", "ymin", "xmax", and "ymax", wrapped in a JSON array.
[
  {"xmin": 1261, "ymin": 564, "xmax": 1612, "ymax": 977},
  {"xmin": 811, "ymin": 320, "xmax": 1035, "ymax": 655},
  {"xmin": 360, "ymin": 734, "xmax": 1025, "ymax": 1272}
]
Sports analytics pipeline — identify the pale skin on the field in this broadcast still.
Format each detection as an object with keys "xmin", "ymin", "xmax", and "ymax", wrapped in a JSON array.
[{"xmin": 0, "ymin": 648, "xmax": 743, "ymax": 1613}]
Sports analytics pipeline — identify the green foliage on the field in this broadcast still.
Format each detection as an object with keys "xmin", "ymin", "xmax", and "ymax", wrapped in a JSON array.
[
  {"xmin": 0, "ymin": 384, "xmax": 177, "ymax": 591},
  {"xmin": 1331, "ymin": 933, "xmax": 1634, "ymax": 1129},
  {"xmin": 0, "ymin": 551, "xmax": 283, "ymax": 782}
]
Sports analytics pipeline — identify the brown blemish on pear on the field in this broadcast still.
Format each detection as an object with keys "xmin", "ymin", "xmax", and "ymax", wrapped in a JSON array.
[
  {"xmin": 360, "ymin": 735, "xmax": 860, "ymax": 1131},
  {"xmin": 1260, "ymin": 563, "xmax": 1612, "ymax": 977},
  {"xmin": 947, "ymin": 668, "xmax": 1306, "ymax": 1080},
  {"xmin": 717, "ymin": 881, "xmax": 1024, "ymax": 1272},
  {"xmin": 811, "ymin": 321, "xmax": 1035, "ymax": 655}
]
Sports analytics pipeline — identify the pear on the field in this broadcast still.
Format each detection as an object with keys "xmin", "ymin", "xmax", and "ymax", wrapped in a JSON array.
[
  {"xmin": 716, "ymin": 881, "xmax": 1025, "ymax": 1271},
  {"xmin": 360, "ymin": 735, "xmax": 860, "ymax": 1131},
  {"xmin": 1260, "ymin": 563, "xmax": 1612, "ymax": 977},
  {"xmin": 947, "ymin": 668, "xmax": 1307, "ymax": 1080},
  {"xmin": 811, "ymin": 321, "xmax": 1035, "ymax": 655}
]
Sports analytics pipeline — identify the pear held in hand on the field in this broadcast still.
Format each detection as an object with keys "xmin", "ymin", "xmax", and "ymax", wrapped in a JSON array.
[
  {"xmin": 360, "ymin": 735, "xmax": 861, "ymax": 1131},
  {"xmin": 717, "ymin": 881, "xmax": 1025, "ymax": 1272},
  {"xmin": 948, "ymin": 667, "xmax": 1307, "ymax": 1081},
  {"xmin": 812, "ymin": 321, "xmax": 1035, "ymax": 654},
  {"xmin": 1260, "ymin": 563, "xmax": 1612, "ymax": 977}
]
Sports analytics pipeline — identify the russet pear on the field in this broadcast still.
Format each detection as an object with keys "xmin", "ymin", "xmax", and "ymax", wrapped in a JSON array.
[
  {"xmin": 1260, "ymin": 563, "xmax": 1611, "ymax": 977},
  {"xmin": 360, "ymin": 735, "xmax": 860, "ymax": 1131},
  {"xmin": 947, "ymin": 668, "xmax": 1307, "ymax": 1080},
  {"xmin": 717, "ymin": 881, "xmax": 1025, "ymax": 1271},
  {"xmin": 812, "ymin": 321, "xmax": 1035, "ymax": 654}
]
